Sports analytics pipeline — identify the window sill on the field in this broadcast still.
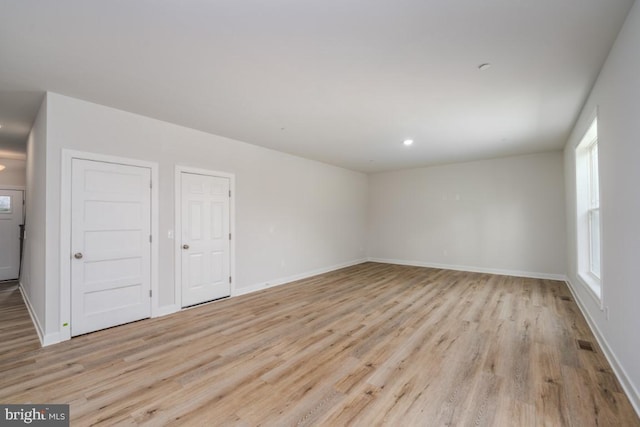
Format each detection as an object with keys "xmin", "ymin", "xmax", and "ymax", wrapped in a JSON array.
[{"xmin": 578, "ymin": 272, "xmax": 603, "ymax": 309}]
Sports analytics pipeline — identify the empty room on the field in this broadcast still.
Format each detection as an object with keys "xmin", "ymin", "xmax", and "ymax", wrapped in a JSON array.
[{"xmin": 1, "ymin": 0, "xmax": 639, "ymax": 425}]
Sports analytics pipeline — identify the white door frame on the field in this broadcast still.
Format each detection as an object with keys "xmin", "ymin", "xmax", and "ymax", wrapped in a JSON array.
[
  {"xmin": 0, "ymin": 186, "xmax": 25, "ymax": 281},
  {"xmin": 60, "ymin": 149, "xmax": 159, "ymax": 342},
  {"xmin": 174, "ymin": 165, "xmax": 235, "ymax": 309},
  {"xmin": 0, "ymin": 185, "xmax": 26, "ymax": 191}
]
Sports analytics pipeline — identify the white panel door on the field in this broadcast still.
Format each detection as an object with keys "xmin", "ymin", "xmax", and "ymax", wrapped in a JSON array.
[
  {"xmin": 71, "ymin": 159, "xmax": 152, "ymax": 336},
  {"xmin": 181, "ymin": 173, "xmax": 230, "ymax": 307},
  {"xmin": 0, "ymin": 189, "xmax": 24, "ymax": 281}
]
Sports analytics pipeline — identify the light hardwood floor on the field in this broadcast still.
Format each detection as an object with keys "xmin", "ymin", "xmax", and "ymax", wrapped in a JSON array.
[{"xmin": 1, "ymin": 263, "xmax": 638, "ymax": 426}]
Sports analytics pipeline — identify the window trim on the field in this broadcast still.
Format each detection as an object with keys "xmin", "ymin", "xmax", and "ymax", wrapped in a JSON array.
[
  {"xmin": 587, "ymin": 207, "xmax": 600, "ymax": 279},
  {"xmin": 587, "ymin": 141, "xmax": 600, "ymax": 279},
  {"xmin": 574, "ymin": 115, "xmax": 603, "ymax": 307}
]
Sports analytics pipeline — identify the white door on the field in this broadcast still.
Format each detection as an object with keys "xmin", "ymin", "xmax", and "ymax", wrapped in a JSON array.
[
  {"xmin": 0, "ymin": 189, "xmax": 24, "ymax": 281},
  {"xmin": 71, "ymin": 159, "xmax": 152, "ymax": 336},
  {"xmin": 181, "ymin": 172, "xmax": 230, "ymax": 307}
]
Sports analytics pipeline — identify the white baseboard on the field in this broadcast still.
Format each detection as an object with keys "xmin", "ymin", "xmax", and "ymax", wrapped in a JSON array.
[
  {"xmin": 154, "ymin": 304, "xmax": 180, "ymax": 317},
  {"xmin": 233, "ymin": 258, "xmax": 368, "ymax": 297},
  {"xmin": 565, "ymin": 278, "xmax": 640, "ymax": 418},
  {"xmin": 42, "ymin": 331, "xmax": 62, "ymax": 346},
  {"xmin": 18, "ymin": 282, "xmax": 45, "ymax": 344},
  {"xmin": 18, "ymin": 282, "xmax": 61, "ymax": 347},
  {"xmin": 367, "ymin": 257, "xmax": 567, "ymax": 281}
]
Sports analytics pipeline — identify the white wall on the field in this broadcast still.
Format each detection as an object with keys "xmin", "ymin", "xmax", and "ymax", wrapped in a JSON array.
[
  {"xmin": 564, "ymin": 0, "xmax": 640, "ymax": 412},
  {"xmin": 368, "ymin": 151, "xmax": 566, "ymax": 278},
  {"xmin": 38, "ymin": 93, "xmax": 367, "ymax": 339},
  {"xmin": 0, "ymin": 158, "xmax": 26, "ymax": 186},
  {"xmin": 20, "ymin": 94, "xmax": 48, "ymax": 338}
]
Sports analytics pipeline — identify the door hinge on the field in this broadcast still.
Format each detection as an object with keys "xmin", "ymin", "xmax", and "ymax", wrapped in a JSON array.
[
  {"xmin": 229, "ymin": 233, "xmax": 231, "ymax": 240},
  {"xmin": 149, "ymin": 290, "xmax": 152, "ymax": 297},
  {"xmin": 150, "ymin": 180, "xmax": 153, "ymax": 189},
  {"xmin": 149, "ymin": 235, "xmax": 152, "ymax": 243},
  {"xmin": 229, "ymin": 190, "xmax": 231, "ymax": 197},
  {"xmin": 229, "ymin": 276, "xmax": 232, "ymax": 284}
]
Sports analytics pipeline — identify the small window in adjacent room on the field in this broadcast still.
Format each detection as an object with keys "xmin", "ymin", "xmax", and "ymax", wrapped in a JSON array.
[
  {"xmin": 575, "ymin": 117, "xmax": 602, "ymax": 300},
  {"xmin": 0, "ymin": 195, "xmax": 11, "ymax": 214}
]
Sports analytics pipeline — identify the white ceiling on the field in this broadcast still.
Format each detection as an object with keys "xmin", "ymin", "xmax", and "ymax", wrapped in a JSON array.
[{"xmin": 0, "ymin": 0, "xmax": 635, "ymax": 172}]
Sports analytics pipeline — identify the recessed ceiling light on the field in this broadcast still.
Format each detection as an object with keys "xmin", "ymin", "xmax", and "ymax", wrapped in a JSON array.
[
  {"xmin": 0, "ymin": 165, "xmax": 6, "ymax": 171},
  {"xmin": 403, "ymin": 139, "xmax": 414, "ymax": 146},
  {"xmin": 478, "ymin": 63, "xmax": 492, "ymax": 71}
]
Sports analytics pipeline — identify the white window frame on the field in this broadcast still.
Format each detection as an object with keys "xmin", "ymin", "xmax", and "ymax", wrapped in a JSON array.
[
  {"xmin": 575, "ymin": 116, "xmax": 602, "ymax": 305},
  {"xmin": 587, "ymin": 141, "xmax": 600, "ymax": 279}
]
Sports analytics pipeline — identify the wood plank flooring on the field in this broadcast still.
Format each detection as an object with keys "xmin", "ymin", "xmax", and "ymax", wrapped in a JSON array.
[{"xmin": 1, "ymin": 263, "xmax": 638, "ymax": 426}]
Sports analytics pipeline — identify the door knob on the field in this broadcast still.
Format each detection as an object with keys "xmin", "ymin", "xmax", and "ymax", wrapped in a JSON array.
[
  {"xmin": 182, "ymin": 244, "xmax": 190, "ymax": 250},
  {"xmin": 74, "ymin": 252, "xmax": 83, "ymax": 259}
]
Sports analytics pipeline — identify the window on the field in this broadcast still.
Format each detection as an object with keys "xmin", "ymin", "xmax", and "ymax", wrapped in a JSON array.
[
  {"xmin": 576, "ymin": 117, "xmax": 601, "ymax": 300},
  {"xmin": 587, "ymin": 142, "xmax": 600, "ymax": 278},
  {"xmin": 0, "ymin": 196, "xmax": 11, "ymax": 214}
]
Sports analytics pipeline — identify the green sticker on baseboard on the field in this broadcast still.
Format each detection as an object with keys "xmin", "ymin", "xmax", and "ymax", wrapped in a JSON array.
[{"xmin": 63, "ymin": 322, "xmax": 69, "ymax": 327}]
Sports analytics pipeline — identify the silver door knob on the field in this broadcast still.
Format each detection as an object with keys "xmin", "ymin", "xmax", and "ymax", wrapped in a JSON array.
[
  {"xmin": 74, "ymin": 252, "xmax": 83, "ymax": 259},
  {"xmin": 182, "ymin": 244, "xmax": 189, "ymax": 250}
]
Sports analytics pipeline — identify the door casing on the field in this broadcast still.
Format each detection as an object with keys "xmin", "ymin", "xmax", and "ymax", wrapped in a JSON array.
[
  {"xmin": 174, "ymin": 165, "xmax": 235, "ymax": 310},
  {"xmin": 0, "ymin": 187, "xmax": 25, "ymax": 281},
  {"xmin": 60, "ymin": 150, "xmax": 159, "ymax": 342}
]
